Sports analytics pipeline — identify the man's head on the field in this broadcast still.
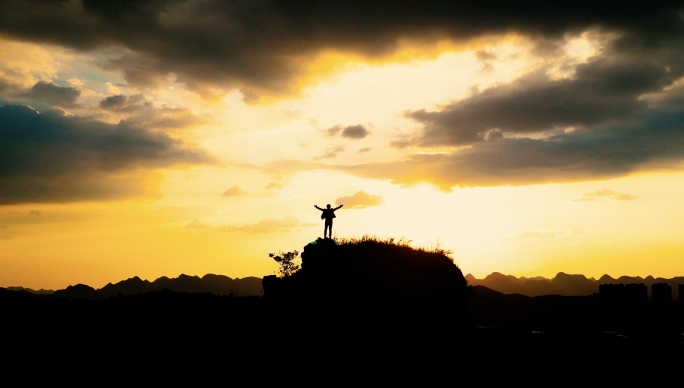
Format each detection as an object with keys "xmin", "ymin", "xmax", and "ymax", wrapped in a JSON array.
[{"xmin": 326, "ymin": 204, "xmax": 331, "ymax": 209}]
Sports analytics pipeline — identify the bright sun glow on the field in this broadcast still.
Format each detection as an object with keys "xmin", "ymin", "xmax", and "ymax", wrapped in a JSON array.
[{"xmin": 1, "ymin": 24, "xmax": 683, "ymax": 291}]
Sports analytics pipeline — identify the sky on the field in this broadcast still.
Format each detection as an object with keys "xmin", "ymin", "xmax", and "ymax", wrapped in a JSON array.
[{"xmin": 3, "ymin": 1, "xmax": 684, "ymax": 289}]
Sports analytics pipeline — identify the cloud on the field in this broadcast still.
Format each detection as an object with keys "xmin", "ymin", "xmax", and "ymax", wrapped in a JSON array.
[
  {"xmin": 23, "ymin": 81, "xmax": 80, "ymax": 108},
  {"xmin": 0, "ymin": 104, "xmax": 216, "ymax": 204},
  {"xmin": 0, "ymin": 76, "xmax": 21, "ymax": 96},
  {"xmin": 574, "ymin": 188, "xmax": 638, "ymax": 202},
  {"xmin": 342, "ymin": 125, "xmax": 370, "ymax": 140},
  {"xmin": 66, "ymin": 77, "xmax": 84, "ymax": 87},
  {"xmin": 325, "ymin": 124, "xmax": 370, "ymax": 139},
  {"xmin": 265, "ymin": 181, "xmax": 283, "ymax": 190},
  {"xmin": 475, "ymin": 51, "xmax": 497, "ymax": 62},
  {"xmin": 99, "ymin": 94, "xmax": 149, "ymax": 112},
  {"xmin": 335, "ymin": 190, "xmax": 385, "ymax": 209},
  {"xmin": 357, "ymin": 147, "xmax": 372, "ymax": 154},
  {"xmin": 313, "ymin": 146, "xmax": 345, "ymax": 161},
  {"xmin": 584, "ymin": 189, "xmax": 618, "ymax": 197},
  {"xmin": 222, "ymin": 215, "xmax": 316, "ymax": 233},
  {"xmin": 3, "ymin": 1, "xmax": 680, "ymax": 99},
  {"xmin": 325, "ymin": 125, "xmax": 343, "ymax": 137},
  {"xmin": 221, "ymin": 185, "xmax": 247, "ymax": 198},
  {"xmin": 341, "ymin": 125, "xmax": 370, "ymax": 139},
  {"xmin": 407, "ymin": 55, "xmax": 673, "ymax": 147},
  {"xmin": 389, "ymin": 138, "xmax": 415, "ymax": 149},
  {"xmin": 0, "ymin": 79, "xmax": 10, "ymax": 93},
  {"xmin": 99, "ymin": 93, "xmax": 204, "ymax": 130},
  {"xmin": 611, "ymin": 193, "xmax": 637, "ymax": 201},
  {"xmin": 475, "ymin": 50, "xmax": 497, "ymax": 71},
  {"xmin": 261, "ymin": 99, "xmax": 684, "ymax": 190}
]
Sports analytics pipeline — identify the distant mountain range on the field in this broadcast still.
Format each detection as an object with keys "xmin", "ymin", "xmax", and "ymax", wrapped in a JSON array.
[
  {"xmin": 44, "ymin": 274, "xmax": 263, "ymax": 300},
  {"xmin": 9, "ymin": 271, "xmax": 684, "ymax": 300},
  {"xmin": 7, "ymin": 286, "xmax": 55, "ymax": 295},
  {"xmin": 466, "ymin": 272, "xmax": 684, "ymax": 298}
]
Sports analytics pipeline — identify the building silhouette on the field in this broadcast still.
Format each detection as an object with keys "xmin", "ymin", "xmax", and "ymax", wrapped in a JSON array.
[
  {"xmin": 651, "ymin": 283, "xmax": 672, "ymax": 304},
  {"xmin": 599, "ymin": 283, "xmax": 647, "ymax": 304}
]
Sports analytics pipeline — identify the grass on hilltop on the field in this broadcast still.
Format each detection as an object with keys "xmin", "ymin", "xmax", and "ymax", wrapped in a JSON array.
[{"xmin": 333, "ymin": 234, "xmax": 456, "ymax": 262}]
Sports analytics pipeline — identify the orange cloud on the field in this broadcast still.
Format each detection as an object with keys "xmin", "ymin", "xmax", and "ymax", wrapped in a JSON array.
[
  {"xmin": 335, "ymin": 191, "xmax": 385, "ymax": 209},
  {"xmin": 573, "ymin": 189, "xmax": 637, "ymax": 202}
]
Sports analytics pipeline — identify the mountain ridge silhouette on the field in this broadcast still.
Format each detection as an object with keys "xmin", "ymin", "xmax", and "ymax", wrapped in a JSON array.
[
  {"xmin": 51, "ymin": 273, "xmax": 262, "ymax": 300},
  {"xmin": 6, "ymin": 286, "xmax": 54, "ymax": 295},
  {"xmin": 11, "ymin": 271, "xmax": 684, "ymax": 299},
  {"xmin": 468, "ymin": 272, "xmax": 684, "ymax": 298}
]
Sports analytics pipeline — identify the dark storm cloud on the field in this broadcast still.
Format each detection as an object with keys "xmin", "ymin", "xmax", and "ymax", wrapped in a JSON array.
[
  {"xmin": 1, "ymin": 1, "xmax": 682, "ymax": 97},
  {"xmin": 342, "ymin": 107, "xmax": 684, "ymax": 189},
  {"xmin": 100, "ymin": 94, "xmax": 152, "ymax": 112},
  {"xmin": 258, "ymin": 105, "xmax": 684, "ymax": 189},
  {"xmin": 100, "ymin": 95, "xmax": 130, "ymax": 110},
  {"xmin": 99, "ymin": 93, "xmax": 203, "ymax": 130},
  {"xmin": 23, "ymin": 81, "xmax": 80, "ymax": 108},
  {"xmin": 0, "ymin": 104, "xmax": 216, "ymax": 204},
  {"xmin": 407, "ymin": 56, "xmax": 675, "ymax": 146},
  {"xmin": 0, "ymin": 78, "xmax": 12, "ymax": 93}
]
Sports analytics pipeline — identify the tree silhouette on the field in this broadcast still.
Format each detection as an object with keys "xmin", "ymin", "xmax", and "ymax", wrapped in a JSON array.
[{"xmin": 269, "ymin": 250, "xmax": 300, "ymax": 278}]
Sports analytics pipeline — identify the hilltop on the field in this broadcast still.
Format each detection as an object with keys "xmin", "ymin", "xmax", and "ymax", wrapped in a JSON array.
[{"xmin": 263, "ymin": 236, "xmax": 470, "ymax": 328}]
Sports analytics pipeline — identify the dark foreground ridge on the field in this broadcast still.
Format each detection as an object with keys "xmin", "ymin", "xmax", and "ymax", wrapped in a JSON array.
[
  {"xmin": 263, "ymin": 237, "xmax": 470, "ymax": 330},
  {"xmin": 3, "ymin": 237, "xmax": 684, "ymax": 367}
]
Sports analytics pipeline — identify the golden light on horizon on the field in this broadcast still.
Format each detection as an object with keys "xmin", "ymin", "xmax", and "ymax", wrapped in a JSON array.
[{"xmin": 2, "ymin": 8, "xmax": 684, "ymax": 292}]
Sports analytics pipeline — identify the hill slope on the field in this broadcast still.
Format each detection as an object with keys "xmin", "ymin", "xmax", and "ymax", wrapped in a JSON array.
[{"xmin": 263, "ymin": 236, "xmax": 469, "ymax": 327}]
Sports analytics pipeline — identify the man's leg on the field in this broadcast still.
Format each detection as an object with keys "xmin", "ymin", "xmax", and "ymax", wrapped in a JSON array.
[{"xmin": 325, "ymin": 221, "xmax": 332, "ymax": 238}]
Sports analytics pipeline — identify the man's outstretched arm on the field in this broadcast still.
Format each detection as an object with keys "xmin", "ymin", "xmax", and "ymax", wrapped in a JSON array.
[
  {"xmin": 314, "ymin": 205, "xmax": 323, "ymax": 210},
  {"xmin": 334, "ymin": 204, "xmax": 343, "ymax": 210}
]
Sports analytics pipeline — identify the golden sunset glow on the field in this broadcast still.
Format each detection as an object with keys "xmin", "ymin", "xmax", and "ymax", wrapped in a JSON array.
[{"xmin": 2, "ymin": 2, "xmax": 684, "ymax": 291}]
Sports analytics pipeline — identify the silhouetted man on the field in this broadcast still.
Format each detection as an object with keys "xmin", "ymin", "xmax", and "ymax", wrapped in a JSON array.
[{"xmin": 315, "ymin": 204, "xmax": 343, "ymax": 239}]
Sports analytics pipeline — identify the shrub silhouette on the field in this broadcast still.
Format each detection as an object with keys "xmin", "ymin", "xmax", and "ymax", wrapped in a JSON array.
[{"xmin": 269, "ymin": 250, "xmax": 300, "ymax": 278}]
